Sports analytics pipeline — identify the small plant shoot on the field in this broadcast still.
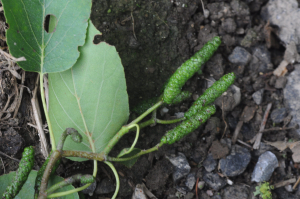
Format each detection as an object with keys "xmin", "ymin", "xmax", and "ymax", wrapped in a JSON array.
[{"xmin": 0, "ymin": 1, "xmax": 237, "ymax": 198}]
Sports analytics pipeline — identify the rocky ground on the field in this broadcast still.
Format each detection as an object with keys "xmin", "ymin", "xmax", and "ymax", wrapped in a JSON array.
[{"xmin": 1, "ymin": 0, "xmax": 300, "ymax": 198}]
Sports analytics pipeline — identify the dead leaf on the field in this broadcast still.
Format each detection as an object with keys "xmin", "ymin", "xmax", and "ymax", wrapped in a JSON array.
[{"xmin": 265, "ymin": 140, "xmax": 300, "ymax": 163}]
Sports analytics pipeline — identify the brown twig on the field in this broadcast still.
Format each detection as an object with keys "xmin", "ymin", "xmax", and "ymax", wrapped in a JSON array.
[
  {"xmin": 293, "ymin": 177, "xmax": 300, "ymax": 190},
  {"xmin": 0, "ymin": 151, "xmax": 20, "ymax": 162},
  {"xmin": 232, "ymin": 120, "xmax": 243, "ymax": 144},
  {"xmin": 195, "ymin": 177, "xmax": 199, "ymax": 199},
  {"xmin": 273, "ymin": 178, "xmax": 296, "ymax": 189},
  {"xmin": 131, "ymin": 12, "xmax": 137, "ymax": 40},
  {"xmin": 252, "ymin": 103, "xmax": 272, "ymax": 149},
  {"xmin": 13, "ymin": 70, "xmax": 25, "ymax": 118},
  {"xmin": 262, "ymin": 124, "xmax": 298, "ymax": 133},
  {"xmin": 31, "ymin": 74, "xmax": 49, "ymax": 158},
  {"xmin": 221, "ymin": 96, "xmax": 228, "ymax": 139}
]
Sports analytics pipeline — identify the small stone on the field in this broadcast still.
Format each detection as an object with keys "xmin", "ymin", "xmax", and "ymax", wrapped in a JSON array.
[
  {"xmin": 252, "ymin": 89, "xmax": 264, "ymax": 105},
  {"xmin": 206, "ymin": 190, "xmax": 214, "ymax": 196},
  {"xmin": 285, "ymin": 185, "xmax": 293, "ymax": 192},
  {"xmin": 198, "ymin": 181, "xmax": 205, "ymax": 190},
  {"xmin": 270, "ymin": 108, "xmax": 287, "ymax": 123},
  {"xmin": 203, "ymin": 172, "xmax": 227, "ymax": 191},
  {"xmin": 166, "ymin": 153, "xmax": 191, "ymax": 182},
  {"xmin": 219, "ymin": 145, "xmax": 251, "ymax": 177},
  {"xmin": 184, "ymin": 192, "xmax": 195, "ymax": 199},
  {"xmin": 284, "ymin": 64, "xmax": 300, "ymax": 136},
  {"xmin": 210, "ymin": 140, "xmax": 229, "ymax": 159},
  {"xmin": 228, "ymin": 46, "xmax": 251, "ymax": 65},
  {"xmin": 203, "ymin": 153, "xmax": 217, "ymax": 172},
  {"xmin": 212, "ymin": 195, "xmax": 222, "ymax": 199},
  {"xmin": 160, "ymin": 107, "xmax": 169, "ymax": 116},
  {"xmin": 95, "ymin": 178, "xmax": 115, "ymax": 194},
  {"xmin": 81, "ymin": 181, "xmax": 96, "ymax": 196},
  {"xmin": 252, "ymin": 45, "xmax": 272, "ymax": 65},
  {"xmin": 215, "ymin": 85, "xmax": 241, "ymax": 111},
  {"xmin": 275, "ymin": 76, "xmax": 287, "ymax": 89},
  {"xmin": 222, "ymin": 185, "xmax": 249, "ymax": 199},
  {"xmin": 132, "ymin": 184, "xmax": 147, "ymax": 199},
  {"xmin": 251, "ymin": 151, "xmax": 279, "ymax": 182},
  {"xmin": 222, "ymin": 18, "xmax": 237, "ymax": 33},
  {"xmin": 185, "ymin": 173, "xmax": 196, "ymax": 191}
]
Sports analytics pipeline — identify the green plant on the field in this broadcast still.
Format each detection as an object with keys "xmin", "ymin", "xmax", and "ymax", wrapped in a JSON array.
[
  {"xmin": 0, "ymin": 1, "xmax": 236, "ymax": 198},
  {"xmin": 254, "ymin": 182, "xmax": 274, "ymax": 199}
]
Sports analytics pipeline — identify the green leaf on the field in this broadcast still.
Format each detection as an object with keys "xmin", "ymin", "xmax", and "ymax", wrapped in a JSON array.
[
  {"xmin": 0, "ymin": 170, "xmax": 79, "ymax": 199},
  {"xmin": 2, "ymin": 0, "xmax": 91, "ymax": 73},
  {"xmin": 117, "ymin": 148, "xmax": 142, "ymax": 168},
  {"xmin": 48, "ymin": 21, "xmax": 129, "ymax": 161}
]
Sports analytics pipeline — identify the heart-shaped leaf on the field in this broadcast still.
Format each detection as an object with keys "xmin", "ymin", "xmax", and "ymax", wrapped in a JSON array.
[
  {"xmin": 49, "ymin": 21, "xmax": 129, "ymax": 161},
  {"xmin": 2, "ymin": 0, "xmax": 91, "ymax": 73},
  {"xmin": 0, "ymin": 170, "xmax": 79, "ymax": 199}
]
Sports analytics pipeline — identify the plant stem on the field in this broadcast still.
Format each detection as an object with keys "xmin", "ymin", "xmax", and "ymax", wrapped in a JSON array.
[
  {"xmin": 61, "ymin": 150, "xmax": 105, "ymax": 161},
  {"xmin": 121, "ymin": 124, "xmax": 140, "ymax": 156},
  {"xmin": 107, "ymin": 142, "xmax": 164, "ymax": 162},
  {"xmin": 46, "ymin": 174, "xmax": 94, "ymax": 195},
  {"xmin": 38, "ymin": 150, "xmax": 61, "ymax": 199},
  {"xmin": 104, "ymin": 161, "xmax": 119, "ymax": 199},
  {"xmin": 137, "ymin": 117, "xmax": 185, "ymax": 129},
  {"xmin": 47, "ymin": 183, "xmax": 91, "ymax": 198},
  {"xmin": 40, "ymin": 73, "xmax": 56, "ymax": 151},
  {"xmin": 129, "ymin": 100, "xmax": 163, "ymax": 125}
]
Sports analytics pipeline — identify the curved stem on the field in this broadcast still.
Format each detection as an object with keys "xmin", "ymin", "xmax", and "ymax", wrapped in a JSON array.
[
  {"xmin": 40, "ymin": 73, "xmax": 56, "ymax": 151},
  {"xmin": 47, "ymin": 183, "xmax": 91, "ymax": 198},
  {"xmin": 104, "ymin": 161, "xmax": 119, "ymax": 199},
  {"xmin": 108, "ymin": 142, "xmax": 164, "ymax": 162},
  {"xmin": 123, "ymin": 124, "xmax": 140, "ymax": 155},
  {"xmin": 136, "ymin": 117, "xmax": 185, "ymax": 130}
]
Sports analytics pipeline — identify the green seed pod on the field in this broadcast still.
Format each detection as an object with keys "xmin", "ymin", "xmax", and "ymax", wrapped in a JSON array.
[
  {"xmin": 171, "ymin": 91, "xmax": 192, "ymax": 104},
  {"xmin": 184, "ymin": 72, "xmax": 235, "ymax": 119},
  {"xmin": 161, "ymin": 105, "xmax": 216, "ymax": 144},
  {"xmin": 3, "ymin": 146, "xmax": 34, "ymax": 199},
  {"xmin": 80, "ymin": 175, "xmax": 95, "ymax": 184},
  {"xmin": 163, "ymin": 36, "xmax": 221, "ymax": 104}
]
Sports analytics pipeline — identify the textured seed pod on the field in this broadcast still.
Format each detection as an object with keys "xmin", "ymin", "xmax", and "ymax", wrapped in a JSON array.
[
  {"xmin": 3, "ymin": 146, "xmax": 34, "ymax": 199},
  {"xmin": 161, "ymin": 105, "xmax": 216, "ymax": 144},
  {"xmin": 163, "ymin": 36, "xmax": 221, "ymax": 104},
  {"xmin": 184, "ymin": 72, "xmax": 236, "ymax": 119},
  {"xmin": 171, "ymin": 91, "xmax": 192, "ymax": 104}
]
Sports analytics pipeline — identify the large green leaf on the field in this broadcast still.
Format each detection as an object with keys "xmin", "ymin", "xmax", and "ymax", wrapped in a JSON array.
[
  {"xmin": 2, "ymin": 0, "xmax": 91, "ymax": 73},
  {"xmin": 0, "ymin": 170, "xmax": 79, "ymax": 199},
  {"xmin": 48, "ymin": 21, "xmax": 129, "ymax": 161}
]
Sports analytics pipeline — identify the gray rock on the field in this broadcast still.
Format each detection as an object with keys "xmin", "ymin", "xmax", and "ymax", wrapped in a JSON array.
[
  {"xmin": 215, "ymin": 84, "xmax": 241, "ymax": 111},
  {"xmin": 252, "ymin": 45, "xmax": 272, "ymax": 65},
  {"xmin": 284, "ymin": 64, "xmax": 300, "ymax": 136},
  {"xmin": 252, "ymin": 89, "xmax": 264, "ymax": 105},
  {"xmin": 222, "ymin": 18, "xmax": 237, "ymax": 33},
  {"xmin": 166, "ymin": 153, "xmax": 191, "ymax": 182},
  {"xmin": 261, "ymin": 0, "xmax": 300, "ymax": 45},
  {"xmin": 198, "ymin": 181, "xmax": 205, "ymax": 190},
  {"xmin": 203, "ymin": 153, "xmax": 217, "ymax": 172},
  {"xmin": 203, "ymin": 172, "xmax": 227, "ymax": 191},
  {"xmin": 223, "ymin": 185, "xmax": 249, "ymax": 199},
  {"xmin": 251, "ymin": 151, "xmax": 279, "ymax": 182},
  {"xmin": 219, "ymin": 145, "xmax": 251, "ymax": 177},
  {"xmin": 270, "ymin": 108, "xmax": 287, "ymax": 123},
  {"xmin": 185, "ymin": 173, "xmax": 196, "ymax": 191},
  {"xmin": 184, "ymin": 192, "xmax": 195, "ymax": 199},
  {"xmin": 81, "ymin": 181, "xmax": 97, "ymax": 196},
  {"xmin": 132, "ymin": 184, "xmax": 147, "ymax": 199},
  {"xmin": 228, "ymin": 46, "xmax": 252, "ymax": 65},
  {"xmin": 254, "ymin": 142, "xmax": 275, "ymax": 157},
  {"xmin": 212, "ymin": 195, "xmax": 222, "ymax": 199},
  {"xmin": 95, "ymin": 178, "xmax": 115, "ymax": 194},
  {"xmin": 275, "ymin": 76, "xmax": 287, "ymax": 89}
]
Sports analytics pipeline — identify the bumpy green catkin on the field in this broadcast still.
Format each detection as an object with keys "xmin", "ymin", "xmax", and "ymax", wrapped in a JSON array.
[
  {"xmin": 161, "ymin": 105, "xmax": 216, "ymax": 144},
  {"xmin": 3, "ymin": 146, "xmax": 34, "ymax": 199},
  {"xmin": 163, "ymin": 36, "xmax": 221, "ymax": 104},
  {"xmin": 184, "ymin": 72, "xmax": 236, "ymax": 119},
  {"xmin": 171, "ymin": 91, "xmax": 192, "ymax": 104}
]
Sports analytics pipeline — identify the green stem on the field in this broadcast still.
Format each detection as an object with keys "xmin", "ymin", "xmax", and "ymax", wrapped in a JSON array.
[
  {"xmin": 40, "ymin": 73, "xmax": 56, "ymax": 151},
  {"xmin": 104, "ymin": 161, "xmax": 119, "ymax": 199},
  {"xmin": 47, "ymin": 183, "xmax": 91, "ymax": 198},
  {"xmin": 46, "ymin": 174, "xmax": 94, "ymax": 195},
  {"xmin": 108, "ymin": 142, "xmax": 164, "ymax": 162},
  {"xmin": 123, "ymin": 124, "xmax": 139, "ymax": 155},
  {"xmin": 129, "ymin": 100, "xmax": 163, "ymax": 125},
  {"xmin": 61, "ymin": 150, "xmax": 105, "ymax": 161},
  {"xmin": 137, "ymin": 117, "xmax": 185, "ymax": 129}
]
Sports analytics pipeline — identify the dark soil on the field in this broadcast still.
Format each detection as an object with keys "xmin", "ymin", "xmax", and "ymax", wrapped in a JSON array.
[{"xmin": 1, "ymin": 0, "xmax": 300, "ymax": 199}]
